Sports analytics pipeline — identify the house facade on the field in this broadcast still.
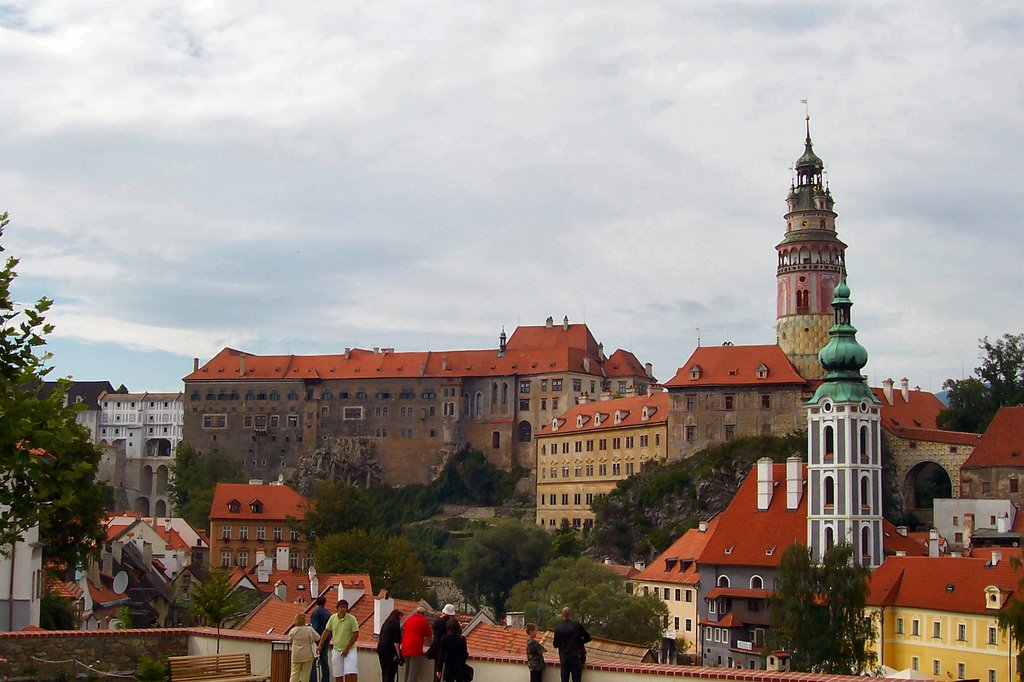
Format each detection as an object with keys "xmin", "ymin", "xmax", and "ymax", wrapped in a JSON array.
[{"xmin": 208, "ymin": 482, "xmax": 310, "ymax": 572}]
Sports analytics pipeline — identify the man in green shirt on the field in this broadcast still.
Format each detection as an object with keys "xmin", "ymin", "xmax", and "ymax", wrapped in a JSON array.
[{"xmin": 317, "ymin": 599, "xmax": 359, "ymax": 682}]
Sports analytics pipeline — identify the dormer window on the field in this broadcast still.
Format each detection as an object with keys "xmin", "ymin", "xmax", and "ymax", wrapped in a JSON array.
[
  {"xmin": 985, "ymin": 586, "xmax": 1004, "ymax": 610},
  {"xmin": 593, "ymin": 413, "xmax": 603, "ymax": 427},
  {"xmin": 227, "ymin": 499, "xmax": 240, "ymax": 513},
  {"xmin": 642, "ymin": 407, "xmax": 652, "ymax": 421},
  {"xmin": 250, "ymin": 500, "xmax": 263, "ymax": 514},
  {"xmin": 756, "ymin": 364, "xmax": 769, "ymax": 379},
  {"xmin": 689, "ymin": 365, "xmax": 702, "ymax": 380},
  {"xmin": 614, "ymin": 410, "xmax": 628, "ymax": 424},
  {"xmin": 551, "ymin": 418, "xmax": 561, "ymax": 432}
]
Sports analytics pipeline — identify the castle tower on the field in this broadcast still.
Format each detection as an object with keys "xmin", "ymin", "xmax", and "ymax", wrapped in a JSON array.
[
  {"xmin": 776, "ymin": 119, "xmax": 846, "ymax": 380},
  {"xmin": 805, "ymin": 280, "xmax": 883, "ymax": 568}
]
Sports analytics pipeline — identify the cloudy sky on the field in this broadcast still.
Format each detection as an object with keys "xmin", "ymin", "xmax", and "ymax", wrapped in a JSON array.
[{"xmin": 1, "ymin": 1, "xmax": 1021, "ymax": 394}]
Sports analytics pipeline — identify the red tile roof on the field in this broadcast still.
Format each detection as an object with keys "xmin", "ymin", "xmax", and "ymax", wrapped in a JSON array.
[
  {"xmin": 961, "ymin": 406, "xmax": 1024, "ymax": 469},
  {"xmin": 663, "ymin": 345, "xmax": 806, "ymax": 388},
  {"xmin": 536, "ymin": 393, "xmax": 668, "ymax": 437},
  {"xmin": 184, "ymin": 324, "xmax": 649, "ymax": 383},
  {"xmin": 872, "ymin": 386, "xmax": 980, "ymax": 445},
  {"xmin": 868, "ymin": 555, "xmax": 1018, "ymax": 615},
  {"xmin": 210, "ymin": 483, "xmax": 307, "ymax": 522},
  {"xmin": 635, "ymin": 518, "xmax": 719, "ymax": 585},
  {"xmin": 236, "ymin": 597, "xmax": 306, "ymax": 635},
  {"xmin": 465, "ymin": 622, "xmax": 532, "ymax": 656}
]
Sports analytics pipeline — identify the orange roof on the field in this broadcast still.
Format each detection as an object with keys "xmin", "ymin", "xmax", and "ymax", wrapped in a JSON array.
[
  {"xmin": 700, "ymin": 462, "xmax": 928, "ymax": 568},
  {"xmin": 49, "ymin": 578, "xmax": 83, "ymax": 601},
  {"xmin": 635, "ymin": 518, "xmax": 719, "ymax": 585},
  {"xmin": 465, "ymin": 622, "xmax": 533, "ymax": 655},
  {"xmin": 888, "ymin": 529, "xmax": 929, "ymax": 557},
  {"xmin": 185, "ymin": 324, "xmax": 649, "ymax": 383},
  {"xmin": 663, "ymin": 345, "xmax": 806, "ymax": 388},
  {"xmin": 237, "ymin": 597, "xmax": 306, "ymax": 635},
  {"xmin": 868, "ymin": 556, "xmax": 1018, "ymax": 615},
  {"xmin": 231, "ymin": 568, "xmax": 372, "ymax": 606},
  {"xmin": 962, "ymin": 406, "xmax": 1024, "ymax": 469},
  {"xmin": 604, "ymin": 349, "xmax": 648, "ymax": 378},
  {"xmin": 536, "ymin": 393, "xmax": 668, "ymax": 437},
  {"xmin": 873, "ymin": 386, "xmax": 979, "ymax": 445},
  {"xmin": 210, "ymin": 483, "xmax": 307, "ymax": 522},
  {"xmin": 969, "ymin": 547, "xmax": 1023, "ymax": 562}
]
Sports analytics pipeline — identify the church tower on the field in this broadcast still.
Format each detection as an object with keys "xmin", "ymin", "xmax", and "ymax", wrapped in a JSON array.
[
  {"xmin": 805, "ymin": 280, "xmax": 882, "ymax": 568},
  {"xmin": 776, "ymin": 119, "xmax": 846, "ymax": 380}
]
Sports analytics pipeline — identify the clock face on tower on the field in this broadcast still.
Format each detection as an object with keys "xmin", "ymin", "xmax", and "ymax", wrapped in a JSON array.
[{"xmin": 801, "ymin": 220, "xmax": 808, "ymax": 227}]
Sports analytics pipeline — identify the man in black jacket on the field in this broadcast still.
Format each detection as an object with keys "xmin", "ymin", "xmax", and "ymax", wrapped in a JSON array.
[
  {"xmin": 309, "ymin": 596, "xmax": 332, "ymax": 682},
  {"xmin": 552, "ymin": 607, "xmax": 590, "ymax": 682}
]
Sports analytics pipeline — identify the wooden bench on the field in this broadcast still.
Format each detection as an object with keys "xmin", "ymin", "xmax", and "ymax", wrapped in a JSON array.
[{"xmin": 168, "ymin": 653, "xmax": 269, "ymax": 682}]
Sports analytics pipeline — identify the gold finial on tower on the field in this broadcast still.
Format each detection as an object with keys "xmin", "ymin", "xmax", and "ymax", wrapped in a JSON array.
[{"xmin": 800, "ymin": 98, "xmax": 809, "ymax": 121}]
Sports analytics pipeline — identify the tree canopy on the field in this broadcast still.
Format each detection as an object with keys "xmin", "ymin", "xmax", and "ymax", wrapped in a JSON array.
[
  {"xmin": 168, "ymin": 444, "xmax": 245, "ymax": 530},
  {"xmin": 189, "ymin": 569, "xmax": 252, "ymax": 653},
  {"xmin": 768, "ymin": 543, "xmax": 875, "ymax": 674},
  {"xmin": 996, "ymin": 555, "xmax": 1024, "ymax": 681},
  {"xmin": 0, "ymin": 211, "xmax": 105, "ymax": 565},
  {"xmin": 507, "ymin": 556, "xmax": 667, "ymax": 647},
  {"xmin": 938, "ymin": 333, "xmax": 1024, "ymax": 433},
  {"xmin": 451, "ymin": 521, "xmax": 551, "ymax": 619},
  {"xmin": 314, "ymin": 528, "xmax": 427, "ymax": 599}
]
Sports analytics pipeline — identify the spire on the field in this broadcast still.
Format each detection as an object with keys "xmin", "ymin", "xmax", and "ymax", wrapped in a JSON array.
[
  {"xmin": 809, "ymin": 279, "xmax": 878, "ymax": 404},
  {"xmin": 498, "ymin": 327, "xmax": 507, "ymax": 356}
]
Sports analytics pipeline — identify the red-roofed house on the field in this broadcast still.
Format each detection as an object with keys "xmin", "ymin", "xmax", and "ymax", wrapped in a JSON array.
[
  {"xmin": 960, "ymin": 406, "xmax": 1024, "ymax": 506},
  {"xmin": 633, "ymin": 517, "xmax": 719, "ymax": 663},
  {"xmin": 867, "ymin": 555, "xmax": 1017, "ymax": 680},
  {"xmin": 535, "ymin": 392, "xmax": 668, "ymax": 528},
  {"xmin": 183, "ymin": 319, "xmax": 653, "ymax": 486},
  {"xmin": 209, "ymin": 482, "xmax": 310, "ymax": 573}
]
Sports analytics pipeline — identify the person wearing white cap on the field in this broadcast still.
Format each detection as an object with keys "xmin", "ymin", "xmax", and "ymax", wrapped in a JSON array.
[{"xmin": 428, "ymin": 605, "xmax": 456, "ymax": 680}]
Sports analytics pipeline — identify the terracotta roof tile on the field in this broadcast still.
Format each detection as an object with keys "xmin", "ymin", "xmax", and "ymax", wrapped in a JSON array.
[
  {"xmin": 537, "ymin": 393, "xmax": 668, "ymax": 436},
  {"xmin": 664, "ymin": 345, "xmax": 806, "ymax": 388},
  {"xmin": 635, "ymin": 518, "xmax": 719, "ymax": 585},
  {"xmin": 465, "ymin": 623, "xmax": 532, "ymax": 656},
  {"xmin": 210, "ymin": 483, "xmax": 307, "ymax": 522},
  {"xmin": 961, "ymin": 406, "xmax": 1024, "ymax": 469},
  {"xmin": 868, "ymin": 556, "xmax": 1018, "ymax": 615},
  {"xmin": 236, "ymin": 597, "xmax": 306, "ymax": 635}
]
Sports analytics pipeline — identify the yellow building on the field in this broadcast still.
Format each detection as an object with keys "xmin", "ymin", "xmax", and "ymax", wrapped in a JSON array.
[
  {"xmin": 632, "ymin": 518, "xmax": 718, "ymax": 663},
  {"xmin": 868, "ymin": 554, "xmax": 1018, "ymax": 682},
  {"xmin": 535, "ymin": 391, "xmax": 668, "ymax": 529}
]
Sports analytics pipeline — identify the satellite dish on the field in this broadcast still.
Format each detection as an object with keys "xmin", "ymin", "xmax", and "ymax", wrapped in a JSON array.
[{"xmin": 112, "ymin": 571, "xmax": 129, "ymax": 595}]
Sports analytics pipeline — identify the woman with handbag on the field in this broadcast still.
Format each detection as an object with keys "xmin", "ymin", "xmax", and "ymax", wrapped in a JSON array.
[
  {"xmin": 377, "ymin": 608, "xmax": 403, "ymax": 682},
  {"xmin": 437, "ymin": 617, "xmax": 472, "ymax": 682},
  {"xmin": 288, "ymin": 613, "xmax": 319, "ymax": 682}
]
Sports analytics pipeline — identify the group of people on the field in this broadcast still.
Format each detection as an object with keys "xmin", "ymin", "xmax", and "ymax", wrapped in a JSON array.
[{"xmin": 285, "ymin": 597, "xmax": 592, "ymax": 682}]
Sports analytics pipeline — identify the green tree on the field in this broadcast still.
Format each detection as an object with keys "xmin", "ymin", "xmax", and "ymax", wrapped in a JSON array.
[
  {"xmin": 302, "ymin": 481, "xmax": 382, "ymax": 540},
  {"xmin": 551, "ymin": 520, "xmax": 584, "ymax": 559},
  {"xmin": 0, "ymin": 211, "xmax": 105, "ymax": 565},
  {"xmin": 314, "ymin": 529, "xmax": 427, "ymax": 599},
  {"xmin": 40, "ymin": 589, "xmax": 77, "ymax": 630},
  {"xmin": 996, "ymin": 555, "xmax": 1024, "ymax": 681},
  {"xmin": 507, "ymin": 556, "xmax": 667, "ymax": 647},
  {"xmin": 938, "ymin": 333, "xmax": 1024, "ymax": 433},
  {"xmin": 190, "ymin": 569, "xmax": 251, "ymax": 653},
  {"xmin": 451, "ymin": 522, "xmax": 551, "ymax": 620},
  {"xmin": 168, "ymin": 444, "xmax": 245, "ymax": 530},
  {"xmin": 768, "ymin": 543, "xmax": 875, "ymax": 674},
  {"xmin": 113, "ymin": 605, "xmax": 133, "ymax": 629}
]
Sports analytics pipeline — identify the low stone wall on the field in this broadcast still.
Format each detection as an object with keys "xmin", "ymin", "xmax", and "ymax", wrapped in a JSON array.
[{"xmin": 0, "ymin": 628, "xmax": 189, "ymax": 681}]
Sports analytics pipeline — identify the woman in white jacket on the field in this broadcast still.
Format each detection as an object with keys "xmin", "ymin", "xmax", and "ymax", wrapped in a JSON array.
[{"xmin": 289, "ymin": 612, "xmax": 320, "ymax": 682}]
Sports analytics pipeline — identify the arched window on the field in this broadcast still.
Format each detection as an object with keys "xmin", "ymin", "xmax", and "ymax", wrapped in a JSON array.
[
  {"xmin": 860, "ymin": 476, "xmax": 870, "ymax": 510},
  {"xmin": 501, "ymin": 383, "xmax": 509, "ymax": 405},
  {"xmin": 141, "ymin": 465, "xmax": 154, "ymax": 495},
  {"xmin": 717, "ymin": 575, "xmax": 730, "ymax": 588},
  {"xmin": 859, "ymin": 425, "xmax": 869, "ymax": 457},
  {"xmin": 492, "ymin": 383, "xmax": 498, "ymax": 404},
  {"xmin": 518, "ymin": 421, "xmax": 532, "ymax": 443},
  {"xmin": 154, "ymin": 499, "xmax": 168, "ymax": 517},
  {"xmin": 750, "ymin": 575, "xmax": 764, "ymax": 590},
  {"xmin": 824, "ymin": 425, "xmax": 835, "ymax": 455},
  {"xmin": 475, "ymin": 392, "xmax": 483, "ymax": 417},
  {"xmin": 825, "ymin": 526, "xmax": 835, "ymax": 552},
  {"xmin": 492, "ymin": 431, "xmax": 500, "ymax": 449},
  {"xmin": 824, "ymin": 475, "xmax": 835, "ymax": 507},
  {"xmin": 861, "ymin": 526, "xmax": 871, "ymax": 562}
]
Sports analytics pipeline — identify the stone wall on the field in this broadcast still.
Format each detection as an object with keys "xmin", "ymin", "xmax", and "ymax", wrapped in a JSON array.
[{"xmin": 0, "ymin": 628, "xmax": 189, "ymax": 680}]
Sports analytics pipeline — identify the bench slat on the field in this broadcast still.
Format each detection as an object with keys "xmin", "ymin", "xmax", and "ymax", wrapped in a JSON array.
[{"xmin": 169, "ymin": 653, "xmax": 268, "ymax": 682}]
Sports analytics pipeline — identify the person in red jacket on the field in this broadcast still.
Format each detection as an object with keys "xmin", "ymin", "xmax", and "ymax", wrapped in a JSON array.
[{"xmin": 400, "ymin": 606, "xmax": 433, "ymax": 682}]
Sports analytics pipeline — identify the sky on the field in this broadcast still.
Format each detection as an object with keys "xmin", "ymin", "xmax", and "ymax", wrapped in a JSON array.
[{"xmin": 1, "ymin": 1, "xmax": 1021, "ymax": 394}]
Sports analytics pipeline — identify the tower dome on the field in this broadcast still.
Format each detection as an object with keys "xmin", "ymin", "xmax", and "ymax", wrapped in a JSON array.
[{"xmin": 810, "ymin": 280, "xmax": 878, "ymax": 404}]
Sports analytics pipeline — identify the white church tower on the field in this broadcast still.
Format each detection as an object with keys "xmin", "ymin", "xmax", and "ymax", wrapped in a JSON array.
[{"xmin": 805, "ymin": 279, "xmax": 883, "ymax": 568}]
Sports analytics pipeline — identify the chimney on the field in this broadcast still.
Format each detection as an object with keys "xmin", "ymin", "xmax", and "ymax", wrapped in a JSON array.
[
  {"xmin": 256, "ymin": 549, "xmax": 266, "ymax": 566},
  {"xmin": 342, "ymin": 582, "xmax": 365, "ymax": 608},
  {"xmin": 257, "ymin": 560, "xmax": 270, "ymax": 584},
  {"xmin": 308, "ymin": 565, "xmax": 319, "ymax": 598},
  {"xmin": 698, "ymin": 520, "xmax": 708, "ymax": 533},
  {"xmin": 786, "ymin": 456, "xmax": 803, "ymax": 510},
  {"xmin": 633, "ymin": 560, "xmax": 646, "ymax": 571},
  {"xmin": 112, "ymin": 540, "xmax": 123, "ymax": 566},
  {"xmin": 274, "ymin": 580, "xmax": 286, "ymax": 601},
  {"xmin": 562, "ymin": 315, "xmax": 569, "ymax": 331},
  {"xmin": 102, "ymin": 551, "xmax": 113, "ymax": 577},
  {"xmin": 882, "ymin": 378, "xmax": 894, "ymax": 405},
  {"xmin": 896, "ymin": 525, "xmax": 909, "ymax": 537},
  {"xmin": 645, "ymin": 362, "xmax": 653, "ymax": 378},
  {"xmin": 577, "ymin": 393, "xmax": 589, "ymax": 406},
  {"xmin": 142, "ymin": 541, "xmax": 153, "ymax": 568},
  {"xmin": 998, "ymin": 513, "xmax": 1010, "ymax": 534},
  {"xmin": 506, "ymin": 612, "xmax": 525, "ymax": 629},
  {"xmin": 545, "ymin": 316, "xmax": 554, "ymax": 328},
  {"xmin": 757, "ymin": 457, "xmax": 775, "ymax": 511},
  {"xmin": 928, "ymin": 528, "xmax": 940, "ymax": 557},
  {"xmin": 373, "ymin": 591, "xmax": 395, "ymax": 636},
  {"xmin": 276, "ymin": 546, "xmax": 289, "ymax": 572},
  {"xmin": 991, "ymin": 550, "xmax": 1002, "ymax": 566},
  {"xmin": 441, "ymin": 357, "xmax": 448, "ymax": 371},
  {"xmin": 239, "ymin": 355, "xmax": 246, "ymax": 378},
  {"xmin": 193, "ymin": 357, "xmax": 200, "ymax": 372},
  {"xmin": 900, "ymin": 377, "xmax": 910, "ymax": 402}
]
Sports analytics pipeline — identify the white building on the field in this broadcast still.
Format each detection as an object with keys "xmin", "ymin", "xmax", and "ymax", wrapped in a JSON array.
[{"xmin": 97, "ymin": 392, "xmax": 184, "ymax": 516}]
